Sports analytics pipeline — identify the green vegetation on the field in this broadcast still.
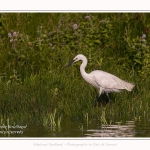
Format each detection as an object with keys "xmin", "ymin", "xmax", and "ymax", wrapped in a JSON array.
[{"xmin": 0, "ymin": 13, "xmax": 150, "ymax": 126}]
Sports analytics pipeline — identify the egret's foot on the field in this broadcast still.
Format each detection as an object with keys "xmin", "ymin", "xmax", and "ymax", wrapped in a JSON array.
[{"xmin": 94, "ymin": 93, "xmax": 111, "ymax": 107}]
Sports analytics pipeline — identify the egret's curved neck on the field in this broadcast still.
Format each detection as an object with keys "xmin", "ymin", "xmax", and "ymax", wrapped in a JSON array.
[{"xmin": 80, "ymin": 57, "xmax": 88, "ymax": 77}]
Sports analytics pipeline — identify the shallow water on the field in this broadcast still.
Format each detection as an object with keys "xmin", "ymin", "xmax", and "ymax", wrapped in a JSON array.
[{"xmin": 0, "ymin": 117, "xmax": 150, "ymax": 137}]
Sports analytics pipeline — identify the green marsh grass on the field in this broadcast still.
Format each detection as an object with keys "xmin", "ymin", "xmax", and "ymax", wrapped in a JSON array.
[
  {"xmin": 49, "ymin": 108, "xmax": 57, "ymax": 127},
  {"xmin": 43, "ymin": 108, "xmax": 62, "ymax": 129},
  {"xmin": 100, "ymin": 108, "xmax": 108, "ymax": 126},
  {"xmin": 84, "ymin": 113, "xmax": 89, "ymax": 125},
  {"xmin": 0, "ymin": 13, "xmax": 150, "ymax": 127}
]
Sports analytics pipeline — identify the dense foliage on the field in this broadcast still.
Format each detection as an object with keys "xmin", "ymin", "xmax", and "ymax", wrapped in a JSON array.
[{"xmin": 0, "ymin": 13, "xmax": 150, "ymax": 125}]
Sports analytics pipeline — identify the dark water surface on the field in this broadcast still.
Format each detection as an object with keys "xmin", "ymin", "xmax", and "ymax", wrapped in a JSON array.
[{"xmin": 0, "ymin": 117, "xmax": 150, "ymax": 137}]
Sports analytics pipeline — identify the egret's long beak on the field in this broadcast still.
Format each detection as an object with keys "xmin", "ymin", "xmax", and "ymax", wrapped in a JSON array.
[{"xmin": 65, "ymin": 59, "xmax": 75, "ymax": 67}]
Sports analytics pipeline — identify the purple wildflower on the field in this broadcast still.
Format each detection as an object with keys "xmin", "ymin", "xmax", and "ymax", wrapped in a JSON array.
[
  {"xmin": 8, "ymin": 33, "xmax": 12, "ymax": 38},
  {"xmin": 73, "ymin": 24, "xmax": 78, "ymax": 30},
  {"xmin": 142, "ymin": 34, "xmax": 146, "ymax": 39},
  {"xmin": 10, "ymin": 39, "xmax": 13, "ymax": 43},
  {"xmin": 49, "ymin": 43, "xmax": 53, "ymax": 47},
  {"xmin": 85, "ymin": 16, "xmax": 90, "ymax": 19},
  {"xmin": 13, "ymin": 31, "xmax": 18, "ymax": 37},
  {"xmin": 100, "ymin": 20, "xmax": 105, "ymax": 23}
]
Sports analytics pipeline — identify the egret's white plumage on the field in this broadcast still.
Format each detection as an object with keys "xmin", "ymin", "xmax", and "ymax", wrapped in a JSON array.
[{"xmin": 66, "ymin": 54, "xmax": 134, "ymax": 100}]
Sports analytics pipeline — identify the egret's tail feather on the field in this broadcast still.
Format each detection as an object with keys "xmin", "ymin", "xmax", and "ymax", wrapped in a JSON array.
[{"xmin": 124, "ymin": 81, "xmax": 135, "ymax": 91}]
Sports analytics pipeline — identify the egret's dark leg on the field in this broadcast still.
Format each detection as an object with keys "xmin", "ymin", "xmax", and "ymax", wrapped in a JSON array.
[
  {"xmin": 106, "ymin": 92, "xmax": 111, "ymax": 104},
  {"xmin": 94, "ymin": 93, "xmax": 111, "ymax": 107}
]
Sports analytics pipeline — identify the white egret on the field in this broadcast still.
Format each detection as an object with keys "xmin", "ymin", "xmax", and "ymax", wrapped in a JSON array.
[{"xmin": 66, "ymin": 54, "xmax": 134, "ymax": 105}]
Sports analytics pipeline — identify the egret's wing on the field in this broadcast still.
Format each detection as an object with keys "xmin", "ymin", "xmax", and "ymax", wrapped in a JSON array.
[{"xmin": 91, "ymin": 70, "xmax": 126, "ymax": 90}]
